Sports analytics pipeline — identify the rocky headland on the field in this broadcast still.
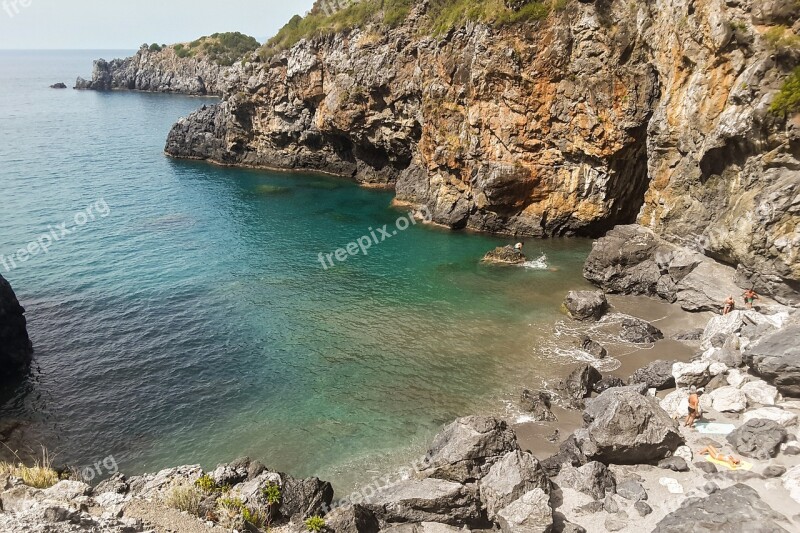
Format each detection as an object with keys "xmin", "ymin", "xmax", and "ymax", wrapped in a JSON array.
[{"xmin": 0, "ymin": 274, "xmax": 33, "ymax": 382}]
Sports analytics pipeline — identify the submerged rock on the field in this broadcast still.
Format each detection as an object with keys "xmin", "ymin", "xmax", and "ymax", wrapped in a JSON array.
[
  {"xmin": 564, "ymin": 364, "xmax": 603, "ymax": 402},
  {"xmin": 578, "ymin": 335, "xmax": 608, "ymax": 359},
  {"xmin": 0, "ymin": 274, "xmax": 33, "ymax": 381},
  {"xmin": 519, "ymin": 390, "xmax": 557, "ymax": 422},
  {"xmin": 563, "ymin": 291, "xmax": 608, "ymax": 321},
  {"xmin": 619, "ymin": 318, "xmax": 664, "ymax": 344},
  {"xmin": 482, "ymin": 246, "xmax": 526, "ymax": 265}
]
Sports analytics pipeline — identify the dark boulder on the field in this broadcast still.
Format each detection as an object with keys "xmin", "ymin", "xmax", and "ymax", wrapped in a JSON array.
[
  {"xmin": 519, "ymin": 390, "xmax": 557, "ymax": 422},
  {"xmin": 0, "ymin": 275, "xmax": 33, "ymax": 381},
  {"xmin": 616, "ymin": 480, "xmax": 647, "ymax": 501},
  {"xmin": 324, "ymin": 504, "xmax": 380, "ymax": 533},
  {"xmin": 482, "ymin": 246, "xmax": 526, "ymax": 265},
  {"xmin": 629, "ymin": 360, "xmax": 676, "ymax": 390},
  {"xmin": 564, "ymin": 364, "xmax": 602, "ymax": 401},
  {"xmin": 726, "ymin": 419, "xmax": 787, "ymax": 460},
  {"xmin": 280, "ymin": 475, "xmax": 334, "ymax": 519},
  {"xmin": 50, "ymin": 82, "xmax": 67, "ymax": 89},
  {"xmin": 620, "ymin": 318, "xmax": 664, "ymax": 344},
  {"xmin": 658, "ymin": 457, "xmax": 689, "ymax": 472},
  {"xmin": 540, "ymin": 435, "xmax": 588, "ymax": 477},
  {"xmin": 578, "ymin": 335, "xmax": 608, "ymax": 359},
  {"xmin": 593, "ymin": 376, "xmax": 626, "ymax": 394},
  {"xmin": 554, "ymin": 461, "xmax": 616, "ymax": 500},
  {"xmin": 745, "ymin": 325, "xmax": 800, "ymax": 397},
  {"xmin": 563, "ymin": 291, "xmax": 608, "ymax": 321}
]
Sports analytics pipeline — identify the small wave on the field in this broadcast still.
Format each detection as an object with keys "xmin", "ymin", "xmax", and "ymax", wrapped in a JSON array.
[{"xmin": 523, "ymin": 253, "xmax": 549, "ymax": 270}]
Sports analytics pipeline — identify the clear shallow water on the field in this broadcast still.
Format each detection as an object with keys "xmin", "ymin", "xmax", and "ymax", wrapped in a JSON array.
[{"xmin": 0, "ymin": 51, "xmax": 593, "ymax": 492}]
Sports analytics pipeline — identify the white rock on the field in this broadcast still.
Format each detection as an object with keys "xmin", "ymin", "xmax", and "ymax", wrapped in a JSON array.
[
  {"xmin": 743, "ymin": 407, "xmax": 798, "ymax": 428},
  {"xmin": 496, "ymin": 488, "xmax": 553, "ymax": 533},
  {"xmin": 658, "ymin": 477, "xmax": 684, "ymax": 494},
  {"xmin": 783, "ymin": 465, "xmax": 800, "ymax": 504},
  {"xmin": 674, "ymin": 446, "xmax": 693, "ymax": 463},
  {"xmin": 701, "ymin": 310, "xmax": 788, "ymax": 350},
  {"xmin": 741, "ymin": 381, "xmax": 779, "ymax": 406},
  {"xmin": 709, "ymin": 362, "xmax": 728, "ymax": 376},
  {"xmin": 660, "ymin": 389, "xmax": 690, "ymax": 419},
  {"xmin": 726, "ymin": 369, "xmax": 753, "ymax": 388},
  {"xmin": 673, "ymin": 361, "xmax": 711, "ymax": 387},
  {"xmin": 709, "ymin": 386, "xmax": 748, "ymax": 413}
]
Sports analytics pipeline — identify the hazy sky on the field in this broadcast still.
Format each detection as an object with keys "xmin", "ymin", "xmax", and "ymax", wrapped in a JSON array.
[{"xmin": 0, "ymin": 0, "xmax": 316, "ymax": 49}]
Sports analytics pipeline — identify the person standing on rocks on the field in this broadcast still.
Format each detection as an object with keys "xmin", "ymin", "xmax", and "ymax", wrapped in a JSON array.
[
  {"xmin": 742, "ymin": 288, "xmax": 759, "ymax": 310},
  {"xmin": 685, "ymin": 385, "xmax": 701, "ymax": 428},
  {"xmin": 723, "ymin": 295, "xmax": 735, "ymax": 315}
]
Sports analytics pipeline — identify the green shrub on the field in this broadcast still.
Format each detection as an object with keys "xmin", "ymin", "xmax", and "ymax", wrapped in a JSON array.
[
  {"xmin": 771, "ymin": 67, "xmax": 800, "ymax": 116},
  {"xmin": 195, "ymin": 473, "xmax": 222, "ymax": 494},
  {"xmin": 242, "ymin": 506, "xmax": 268, "ymax": 528},
  {"xmin": 164, "ymin": 483, "xmax": 203, "ymax": 516},
  {"xmin": 149, "ymin": 43, "xmax": 162, "ymax": 52},
  {"xmin": 305, "ymin": 515, "xmax": 326, "ymax": 532},
  {"xmin": 262, "ymin": 482, "xmax": 282, "ymax": 506}
]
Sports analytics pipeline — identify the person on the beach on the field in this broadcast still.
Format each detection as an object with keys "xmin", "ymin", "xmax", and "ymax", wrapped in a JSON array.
[
  {"xmin": 742, "ymin": 288, "xmax": 759, "ymax": 310},
  {"xmin": 685, "ymin": 385, "xmax": 700, "ymax": 428},
  {"xmin": 723, "ymin": 295, "xmax": 735, "ymax": 315},
  {"xmin": 698, "ymin": 445, "xmax": 741, "ymax": 467}
]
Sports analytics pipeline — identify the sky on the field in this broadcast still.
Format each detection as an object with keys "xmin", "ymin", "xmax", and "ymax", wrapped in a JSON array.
[{"xmin": 0, "ymin": 0, "xmax": 317, "ymax": 49}]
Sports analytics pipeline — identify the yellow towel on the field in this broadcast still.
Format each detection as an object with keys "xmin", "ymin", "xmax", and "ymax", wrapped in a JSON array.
[{"xmin": 706, "ymin": 456, "xmax": 753, "ymax": 471}]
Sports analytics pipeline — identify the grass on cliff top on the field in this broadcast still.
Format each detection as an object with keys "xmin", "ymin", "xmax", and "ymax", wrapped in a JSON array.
[
  {"xmin": 259, "ymin": 0, "xmax": 566, "ymax": 58},
  {"xmin": 771, "ymin": 67, "xmax": 800, "ymax": 116},
  {"xmin": 0, "ymin": 447, "xmax": 60, "ymax": 489},
  {"xmin": 172, "ymin": 32, "xmax": 260, "ymax": 66}
]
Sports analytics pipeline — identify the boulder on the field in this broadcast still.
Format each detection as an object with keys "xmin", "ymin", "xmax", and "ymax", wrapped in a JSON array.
[
  {"xmin": 629, "ymin": 360, "xmax": 677, "ymax": 390},
  {"xmin": 674, "ymin": 329, "xmax": 703, "ymax": 341},
  {"xmin": 564, "ymin": 364, "xmax": 602, "ymax": 401},
  {"xmin": 479, "ymin": 450, "xmax": 550, "ymax": 520},
  {"xmin": 702, "ymin": 310, "xmax": 787, "ymax": 351},
  {"xmin": 0, "ymin": 275, "xmax": 33, "ymax": 381},
  {"xmin": 496, "ymin": 488, "xmax": 552, "ymax": 533},
  {"xmin": 783, "ymin": 465, "xmax": 800, "ymax": 504},
  {"xmin": 483, "ymin": 246, "xmax": 526, "ymax": 265},
  {"xmin": 727, "ymin": 419, "xmax": 787, "ymax": 460},
  {"xmin": 604, "ymin": 513, "xmax": 629, "ymax": 532},
  {"xmin": 563, "ymin": 291, "xmax": 608, "ymax": 321},
  {"xmin": 50, "ymin": 82, "xmax": 67, "ymax": 89},
  {"xmin": 593, "ymin": 376, "xmax": 626, "ymax": 394},
  {"xmin": 726, "ymin": 368, "xmax": 754, "ymax": 388},
  {"xmin": 616, "ymin": 480, "xmax": 647, "ymax": 501},
  {"xmin": 553, "ymin": 461, "xmax": 616, "ymax": 500},
  {"xmin": 708, "ymin": 386, "xmax": 748, "ymax": 413},
  {"xmin": 653, "ymin": 484, "xmax": 792, "ymax": 532},
  {"xmin": 325, "ymin": 504, "xmax": 380, "ymax": 533},
  {"xmin": 659, "ymin": 389, "xmax": 690, "ymax": 419},
  {"xmin": 703, "ymin": 373, "xmax": 729, "ymax": 393},
  {"xmin": 763, "ymin": 465, "xmax": 787, "ymax": 478},
  {"xmin": 540, "ymin": 435, "xmax": 588, "ymax": 477},
  {"xmin": 620, "ymin": 318, "xmax": 664, "ymax": 344},
  {"xmin": 745, "ymin": 325, "xmax": 800, "ymax": 397},
  {"xmin": 419, "ymin": 417, "xmax": 518, "ymax": 483},
  {"xmin": 695, "ymin": 461, "xmax": 717, "ymax": 474},
  {"xmin": 672, "ymin": 361, "xmax": 711, "ymax": 388},
  {"xmin": 575, "ymin": 388, "xmax": 684, "ymax": 464},
  {"xmin": 519, "ymin": 390, "xmax": 557, "ymax": 422},
  {"xmin": 741, "ymin": 381, "xmax": 780, "ymax": 406},
  {"xmin": 364, "ymin": 478, "xmax": 482, "ymax": 527},
  {"xmin": 280, "ymin": 475, "xmax": 334, "ymax": 519},
  {"xmin": 210, "ymin": 457, "xmax": 251, "ymax": 487},
  {"xmin": 742, "ymin": 407, "xmax": 798, "ymax": 427},
  {"xmin": 634, "ymin": 501, "xmax": 653, "ymax": 517},
  {"xmin": 379, "ymin": 523, "xmax": 465, "ymax": 533},
  {"xmin": 658, "ymin": 457, "xmax": 689, "ymax": 472},
  {"xmin": 578, "ymin": 335, "xmax": 608, "ymax": 359}
]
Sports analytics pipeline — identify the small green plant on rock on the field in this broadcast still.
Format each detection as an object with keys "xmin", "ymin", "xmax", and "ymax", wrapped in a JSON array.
[
  {"xmin": 305, "ymin": 515, "xmax": 326, "ymax": 532},
  {"xmin": 164, "ymin": 482, "xmax": 203, "ymax": 516},
  {"xmin": 242, "ymin": 506, "xmax": 268, "ymax": 529},
  {"xmin": 195, "ymin": 473, "xmax": 221, "ymax": 494},
  {"xmin": 771, "ymin": 67, "xmax": 800, "ymax": 116}
]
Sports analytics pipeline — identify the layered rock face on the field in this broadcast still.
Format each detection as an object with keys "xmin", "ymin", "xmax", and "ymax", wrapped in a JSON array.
[
  {"xmin": 75, "ymin": 45, "xmax": 225, "ymax": 95},
  {"xmin": 0, "ymin": 274, "xmax": 33, "ymax": 381},
  {"xmin": 165, "ymin": 0, "xmax": 799, "ymax": 294}
]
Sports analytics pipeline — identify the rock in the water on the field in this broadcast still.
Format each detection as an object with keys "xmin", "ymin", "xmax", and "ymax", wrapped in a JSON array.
[
  {"xmin": 50, "ymin": 82, "xmax": 67, "ymax": 89},
  {"xmin": 576, "ymin": 388, "xmax": 684, "ymax": 464},
  {"xmin": 620, "ymin": 318, "xmax": 664, "ymax": 344},
  {"xmin": 482, "ymin": 246, "xmax": 526, "ymax": 265},
  {"xmin": 479, "ymin": 450, "xmax": 550, "ymax": 520},
  {"xmin": 593, "ymin": 376, "xmax": 626, "ymax": 394},
  {"xmin": 0, "ymin": 274, "xmax": 33, "ymax": 381},
  {"xmin": 745, "ymin": 325, "xmax": 800, "ymax": 397},
  {"xmin": 741, "ymin": 380, "xmax": 780, "ymax": 406},
  {"xmin": 519, "ymin": 390, "xmax": 557, "ymax": 422},
  {"xmin": 672, "ymin": 361, "xmax": 712, "ymax": 388},
  {"xmin": 578, "ymin": 335, "xmax": 608, "ymax": 359},
  {"xmin": 616, "ymin": 480, "xmax": 647, "ymax": 501},
  {"xmin": 743, "ymin": 407, "xmax": 798, "ymax": 427},
  {"xmin": 674, "ymin": 329, "xmax": 703, "ymax": 341},
  {"xmin": 708, "ymin": 386, "xmax": 748, "ymax": 413},
  {"xmin": 496, "ymin": 488, "xmax": 552, "ymax": 533},
  {"xmin": 419, "ymin": 416, "xmax": 518, "ymax": 483},
  {"xmin": 564, "ymin": 364, "xmax": 602, "ymax": 401},
  {"xmin": 629, "ymin": 360, "xmax": 677, "ymax": 390},
  {"xmin": 653, "ymin": 484, "xmax": 792, "ymax": 532},
  {"xmin": 727, "ymin": 419, "xmax": 787, "ymax": 460},
  {"xmin": 365, "ymin": 478, "xmax": 482, "ymax": 528},
  {"xmin": 563, "ymin": 291, "xmax": 608, "ymax": 321},
  {"xmin": 554, "ymin": 461, "xmax": 616, "ymax": 500},
  {"xmin": 325, "ymin": 504, "xmax": 380, "ymax": 533},
  {"xmin": 658, "ymin": 457, "xmax": 689, "ymax": 472}
]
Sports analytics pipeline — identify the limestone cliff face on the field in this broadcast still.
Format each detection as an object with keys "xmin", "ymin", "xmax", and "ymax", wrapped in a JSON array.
[
  {"xmin": 75, "ymin": 45, "xmax": 226, "ymax": 96},
  {"xmin": 165, "ymin": 0, "xmax": 800, "ymax": 301},
  {"xmin": 0, "ymin": 275, "xmax": 33, "ymax": 381}
]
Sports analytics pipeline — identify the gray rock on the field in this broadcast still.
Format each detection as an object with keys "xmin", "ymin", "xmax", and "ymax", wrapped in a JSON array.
[
  {"xmin": 762, "ymin": 465, "xmax": 787, "ymax": 478},
  {"xmin": 658, "ymin": 457, "xmax": 689, "ymax": 472},
  {"xmin": 479, "ymin": 450, "xmax": 550, "ymax": 520},
  {"xmin": 653, "ymin": 484, "xmax": 792, "ymax": 532},
  {"xmin": 49, "ymin": 82, "xmax": 67, "ymax": 89},
  {"xmin": 603, "ymin": 493, "xmax": 619, "ymax": 513},
  {"xmin": 578, "ymin": 335, "xmax": 608, "ymax": 359},
  {"xmin": 482, "ymin": 246, "xmax": 526, "ymax": 265},
  {"xmin": 694, "ymin": 461, "xmax": 717, "ymax": 474},
  {"xmin": 564, "ymin": 364, "xmax": 602, "ymax": 401},
  {"xmin": 554, "ymin": 461, "xmax": 616, "ymax": 500},
  {"xmin": 674, "ymin": 329, "xmax": 704, "ymax": 341},
  {"xmin": 702, "ymin": 482, "xmax": 719, "ymax": 494},
  {"xmin": 629, "ymin": 360, "xmax": 677, "ymax": 390},
  {"xmin": 210, "ymin": 457, "xmax": 251, "ymax": 487},
  {"xmin": 540, "ymin": 435, "xmax": 588, "ymax": 477},
  {"xmin": 726, "ymin": 419, "xmax": 787, "ymax": 460},
  {"xmin": 325, "ymin": 504, "xmax": 380, "ymax": 533},
  {"xmin": 520, "ymin": 390, "xmax": 557, "ymax": 422},
  {"xmin": 0, "ymin": 274, "xmax": 33, "ymax": 381},
  {"xmin": 379, "ymin": 523, "xmax": 465, "ymax": 533},
  {"xmin": 634, "ymin": 501, "xmax": 653, "ymax": 517},
  {"xmin": 576, "ymin": 388, "xmax": 684, "ymax": 464},
  {"xmin": 593, "ymin": 376, "xmax": 626, "ymax": 394},
  {"xmin": 604, "ymin": 513, "xmax": 628, "ymax": 532},
  {"xmin": 575, "ymin": 500, "xmax": 604, "ymax": 515},
  {"xmin": 620, "ymin": 318, "xmax": 664, "ymax": 344},
  {"xmin": 280, "ymin": 475, "xmax": 334, "ymax": 519},
  {"xmin": 616, "ymin": 480, "xmax": 647, "ymax": 501},
  {"xmin": 745, "ymin": 325, "xmax": 800, "ymax": 397},
  {"xmin": 560, "ymin": 521, "xmax": 587, "ymax": 533},
  {"xmin": 563, "ymin": 291, "xmax": 609, "ymax": 321},
  {"xmin": 419, "ymin": 417, "xmax": 518, "ymax": 483},
  {"xmin": 496, "ymin": 488, "xmax": 552, "ymax": 533}
]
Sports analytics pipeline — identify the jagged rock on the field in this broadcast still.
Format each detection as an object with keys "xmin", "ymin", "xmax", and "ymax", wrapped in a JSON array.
[
  {"xmin": 554, "ymin": 461, "xmax": 616, "ymax": 500},
  {"xmin": 325, "ymin": 504, "xmax": 380, "ymax": 533},
  {"xmin": 50, "ymin": 82, "xmax": 67, "ymax": 89},
  {"xmin": 619, "ymin": 318, "xmax": 664, "ymax": 344},
  {"xmin": 210, "ymin": 457, "xmax": 252, "ymax": 486},
  {"xmin": 578, "ymin": 335, "xmax": 608, "ymax": 359},
  {"xmin": 674, "ymin": 329, "xmax": 703, "ymax": 341},
  {"xmin": 519, "ymin": 390, "xmax": 557, "ymax": 422},
  {"xmin": 708, "ymin": 386, "xmax": 748, "ymax": 413},
  {"xmin": 703, "ymin": 373, "xmax": 729, "ymax": 393},
  {"xmin": 741, "ymin": 381, "xmax": 780, "ymax": 406},
  {"xmin": 0, "ymin": 274, "xmax": 33, "ymax": 381},
  {"xmin": 616, "ymin": 480, "xmax": 647, "ymax": 501},
  {"xmin": 603, "ymin": 493, "xmax": 619, "ymax": 513},
  {"xmin": 380, "ymin": 524, "xmax": 466, "ymax": 533},
  {"xmin": 745, "ymin": 325, "xmax": 800, "ymax": 397},
  {"xmin": 658, "ymin": 457, "xmax": 689, "ymax": 472},
  {"xmin": 561, "ymin": 521, "xmax": 587, "ymax": 533},
  {"xmin": 496, "ymin": 489, "xmax": 552, "ymax": 533},
  {"xmin": 727, "ymin": 368, "xmax": 754, "ymax": 388},
  {"xmin": 576, "ymin": 388, "xmax": 684, "ymax": 464},
  {"xmin": 564, "ymin": 364, "xmax": 602, "ymax": 401},
  {"xmin": 743, "ymin": 407, "xmax": 798, "ymax": 427},
  {"xmin": 634, "ymin": 501, "xmax": 653, "ymax": 517},
  {"xmin": 593, "ymin": 376, "xmax": 626, "ymax": 394},
  {"xmin": 482, "ymin": 246, "xmax": 526, "ymax": 265},
  {"xmin": 702, "ymin": 311, "xmax": 788, "ymax": 351},
  {"xmin": 653, "ymin": 484, "xmax": 792, "ymax": 532},
  {"xmin": 365, "ymin": 478, "xmax": 482, "ymax": 528},
  {"xmin": 563, "ymin": 291, "xmax": 608, "ymax": 321},
  {"xmin": 280, "ymin": 475, "xmax": 334, "ymax": 519},
  {"xmin": 540, "ymin": 435, "xmax": 588, "ymax": 477},
  {"xmin": 727, "ymin": 419, "xmax": 787, "ymax": 460},
  {"xmin": 672, "ymin": 361, "xmax": 712, "ymax": 388},
  {"xmin": 659, "ymin": 388, "xmax": 690, "ymax": 419},
  {"xmin": 419, "ymin": 417, "xmax": 518, "ymax": 483},
  {"xmin": 629, "ymin": 360, "xmax": 677, "ymax": 390},
  {"xmin": 479, "ymin": 450, "xmax": 550, "ymax": 520}
]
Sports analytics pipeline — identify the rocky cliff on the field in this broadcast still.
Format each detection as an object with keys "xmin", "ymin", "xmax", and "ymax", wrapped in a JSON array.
[
  {"xmin": 75, "ymin": 44, "xmax": 227, "ymax": 96},
  {"xmin": 164, "ymin": 0, "xmax": 800, "ymax": 302},
  {"xmin": 0, "ymin": 275, "xmax": 33, "ymax": 381}
]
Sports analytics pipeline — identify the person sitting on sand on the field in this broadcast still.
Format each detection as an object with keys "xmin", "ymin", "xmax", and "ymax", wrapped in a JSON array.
[
  {"xmin": 685, "ymin": 385, "xmax": 701, "ymax": 428},
  {"xmin": 722, "ymin": 295, "xmax": 735, "ymax": 315},
  {"xmin": 742, "ymin": 288, "xmax": 759, "ymax": 310},
  {"xmin": 698, "ymin": 445, "xmax": 741, "ymax": 467}
]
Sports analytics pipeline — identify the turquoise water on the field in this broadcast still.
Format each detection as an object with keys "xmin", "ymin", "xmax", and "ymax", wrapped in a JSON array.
[{"xmin": 0, "ymin": 51, "xmax": 592, "ymax": 491}]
